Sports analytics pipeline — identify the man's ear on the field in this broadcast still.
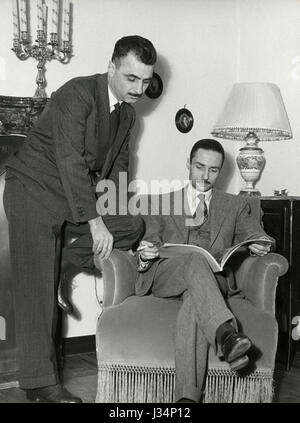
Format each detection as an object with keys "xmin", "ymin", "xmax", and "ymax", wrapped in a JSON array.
[
  {"xmin": 186, "ymin": 158, "xmax": 190, "ymax": 171},
  {"xmin": 108, "ymin": 60, "xmax": 115, "ymax": 77}
]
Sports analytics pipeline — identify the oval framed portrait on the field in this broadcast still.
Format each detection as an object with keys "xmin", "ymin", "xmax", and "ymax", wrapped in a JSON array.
[
  {"xmin": 145, "ymin": 72, "xmax": 163, "ymax": 99},
  {"xmin": 175, "ymin": 107, "xmax": 194, "ymax": 133}
]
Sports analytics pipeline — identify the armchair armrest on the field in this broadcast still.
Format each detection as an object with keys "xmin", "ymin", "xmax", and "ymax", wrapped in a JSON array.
[
  {"xmin": 233, "ymin": 252, "xmax": 289, "ymax": 313},
  {"xmin": 96, "ymin": 249, "xmax": 138, "ymax": 307}
]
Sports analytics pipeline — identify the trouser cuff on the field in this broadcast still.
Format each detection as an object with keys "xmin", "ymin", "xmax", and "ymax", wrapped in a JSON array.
[
  {"xmin": 176, "ymin": 384, "xmax": 202, "ymax": 403},
  {"xmin": 18, "ymin": 373, "xmax": 59, "ymax": 390}
]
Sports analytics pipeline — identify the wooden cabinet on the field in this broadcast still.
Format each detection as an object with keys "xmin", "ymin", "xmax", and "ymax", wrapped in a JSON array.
[{"xmin": 260, "ymin": 197, "xmax": 300, "ymax": 370}]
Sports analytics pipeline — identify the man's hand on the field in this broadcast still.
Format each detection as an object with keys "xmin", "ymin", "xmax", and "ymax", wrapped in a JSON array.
[
  {"xmin": 137, "ymin": 240, "xmax": 160, "ymax": 261},
  {"xmin": 248, "ymin": 239, "xmax": 272, "ymax": 257},
  {"xmin": 88, "ymin": 216, "xmax": 113, "ymax": 260}
]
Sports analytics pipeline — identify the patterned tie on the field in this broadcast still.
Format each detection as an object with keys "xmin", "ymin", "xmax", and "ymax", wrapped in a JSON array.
[{"xmin": 192, "ymin": 194, "xmax": 208, "ymax": 226}]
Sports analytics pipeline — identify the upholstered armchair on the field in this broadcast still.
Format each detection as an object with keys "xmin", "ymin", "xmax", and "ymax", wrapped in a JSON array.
[{"xmin": 95, "ymin": 249, "xmax": 288, "ymax": 403}]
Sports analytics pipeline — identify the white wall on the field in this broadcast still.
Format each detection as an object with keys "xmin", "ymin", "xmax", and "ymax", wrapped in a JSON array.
[{"xmin": 237, "ymin": 0, "xmax": 300, "ymax": 196}]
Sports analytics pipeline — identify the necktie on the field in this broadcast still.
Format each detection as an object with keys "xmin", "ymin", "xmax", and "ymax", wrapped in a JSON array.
[
  {"xmin": 113, "ymin": 102, "xmax": 121, "ymax": 115},
  {"xmin": 110, "ymin": 102, "xmax": 121, "ymax": 140},
  {"xmin": 192, "ymin": 194, "xmax": 208, "ymax": 226}
]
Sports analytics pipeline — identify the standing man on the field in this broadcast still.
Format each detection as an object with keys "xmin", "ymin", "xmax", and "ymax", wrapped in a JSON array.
[
  {"xmin": 136, "ymin": 139, "xmax": 273, "ymax": 403},
  {"xmin": 3, "ymin": 35, "xmax": 156, "ymax": 403}
]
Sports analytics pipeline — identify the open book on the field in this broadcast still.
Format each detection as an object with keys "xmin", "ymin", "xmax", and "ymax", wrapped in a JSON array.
[{"xmin": 159, "ymin": 238, "xmax": 273, "ymax": 273}]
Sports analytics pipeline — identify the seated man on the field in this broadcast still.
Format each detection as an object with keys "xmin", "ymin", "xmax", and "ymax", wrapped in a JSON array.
[{"xmin": 135, "ymin": 138, "xmax": 274, "ymax": 403}]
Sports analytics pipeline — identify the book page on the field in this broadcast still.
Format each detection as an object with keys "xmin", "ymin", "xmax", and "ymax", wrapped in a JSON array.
[
  {"xmin": 220, "ymin": 238, "xmax": 273, "ymax": 268},
  {"xmin": 160, "ymin": 243, "xmax": 222, "ymax": 272},
  {"xmin": 160, "ymin": 238, "xmax": 272, "ymax": 272}
]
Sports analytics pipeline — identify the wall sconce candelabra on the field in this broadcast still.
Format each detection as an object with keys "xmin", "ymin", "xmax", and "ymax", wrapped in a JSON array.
[{"xmin": 11, "ymin": 0, "xmax": 72, "ymax": 98}]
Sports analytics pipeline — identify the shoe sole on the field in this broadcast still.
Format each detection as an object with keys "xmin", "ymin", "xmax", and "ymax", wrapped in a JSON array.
[
  {"xmin": 230, "ymin": 355, "xmax": 249, "ymax": 371},
  {"xmin": 227, "ymin": 337, "xmax": 252, "ymax": 363}
]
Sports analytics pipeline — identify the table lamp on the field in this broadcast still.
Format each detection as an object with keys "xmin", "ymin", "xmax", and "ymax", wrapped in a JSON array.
[{"xmin": 211, "ymin": 82, "xmax": 292, "ymax": 196}]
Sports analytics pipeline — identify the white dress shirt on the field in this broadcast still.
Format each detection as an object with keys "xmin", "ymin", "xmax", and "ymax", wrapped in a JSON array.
[
  {"xmin": 186, "ymin": 182, "xmax": 212, "ymax": 216},
  {"xmin": 108, "ymin": 86, "xmax": 122, "ymax": 113}
]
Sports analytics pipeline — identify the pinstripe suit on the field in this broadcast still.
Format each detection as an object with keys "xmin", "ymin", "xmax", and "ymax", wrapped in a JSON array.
[{"xmin": 3, "ymin": 73, "xmax": 143, "ymax": 388}]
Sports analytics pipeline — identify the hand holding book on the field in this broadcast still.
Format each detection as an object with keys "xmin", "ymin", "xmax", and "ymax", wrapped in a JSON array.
[
  {"xmin": 248, "ymin": 238, "xmax": 272, "ymax": 256},
  {"xmin": 136, "ymin": 241, "xmax": 160, "ymax": 272},
  {"xmin": 159, "ymin": 237, "xmax": 274, "ymax": 273},
  {"xmin": 137, "ymin": 241, "xmax": 160, "ymax": 260}
]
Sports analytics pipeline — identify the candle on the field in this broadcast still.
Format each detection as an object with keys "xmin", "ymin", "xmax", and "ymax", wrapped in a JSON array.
[
  {"xmin": 50, "ymin": 0, "xmax": 59, "ymax": 34},
  {"xmin": 12, "ymin": 0, "xmax": 19, "ymax": 39},
  {"xmin": 63, "ymin": 0, "xmax": 70, "ymax": 42},
  {"xmin": 19, "ymin": 0, "xmax": 27, "ymax": 33},
  {"xmin": 37, "ymin": 0, "xmax": 43, "ymax": 31},
  {"xmin": 42, "ymin": 2, "xmax": 47, "ymax": 34}
]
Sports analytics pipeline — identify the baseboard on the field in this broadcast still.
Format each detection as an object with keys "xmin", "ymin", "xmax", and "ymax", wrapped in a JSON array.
[{"xmin": 62, "ymin": 335, "xmax": 96, "ymax": 356}]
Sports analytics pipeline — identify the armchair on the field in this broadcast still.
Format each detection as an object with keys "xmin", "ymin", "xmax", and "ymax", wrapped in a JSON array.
[{"xmin": 95, "ymin": 250, "xmax": 288, "ymax": 403}]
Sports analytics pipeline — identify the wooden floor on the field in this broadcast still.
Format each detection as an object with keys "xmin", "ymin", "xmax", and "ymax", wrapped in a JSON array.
[
  {"xmin": 0, "ymin": 352, "xmax": 299, "ymax": 403},
  {"xmin": 0, "ymin": 353, "xmax": 98, "ymax": 403},
  {"xmin": 274, "ymin": 352, "xmax": 300, "ymax": 403}
]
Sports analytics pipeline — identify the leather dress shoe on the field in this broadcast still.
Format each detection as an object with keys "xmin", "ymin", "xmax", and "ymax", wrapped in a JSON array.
[
  {"xmin": 229, "ymin": 354, "xmax": 250, "ymax": 371},
  {"xmin": 26, "ymin": 384, "xmax": 82, "ymax": 403},
  {"xmin": 221, "ymin": 331, "xmax": 252, "ymax": 370},
  {"xmin": 58, "ymin": 272, "xmax": 74, "ymax": 315}
]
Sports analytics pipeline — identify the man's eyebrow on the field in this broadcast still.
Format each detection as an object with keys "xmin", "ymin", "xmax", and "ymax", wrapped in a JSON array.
[
  {"xmin": 126, "ymin": 73, "xmax": 153, "ymax": 81},
  {"xmin": 195, "ymin": 161, "xmax": 220, "ymax": 169},
  {"xmin": 126, "ymin": 73, "xmax": 139, "ymax": 79}
]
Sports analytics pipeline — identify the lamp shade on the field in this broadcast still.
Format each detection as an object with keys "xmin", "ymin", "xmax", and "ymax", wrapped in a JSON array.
[{"xmin": 211, "ymin": 82, "xmax": 292, "ymax": 141}]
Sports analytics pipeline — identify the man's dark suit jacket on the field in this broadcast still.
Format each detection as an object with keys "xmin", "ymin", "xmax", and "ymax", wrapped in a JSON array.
[
  {"xmin": 136, "ymin": 188, "xmax": 274, "ymax": 296},
  {"xmin": 5, "ymin": 73, "xmax": 135, "ymax": 224}
]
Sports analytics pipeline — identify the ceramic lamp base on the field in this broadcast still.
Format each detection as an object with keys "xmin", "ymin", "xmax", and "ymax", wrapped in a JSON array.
[
  {"xmin": 239, "ymin": 188, "xmax": 261, "ymax": 196},
  {"xmin": 236, "ymin": 132, "xmax": 266, "ymax": 197}
]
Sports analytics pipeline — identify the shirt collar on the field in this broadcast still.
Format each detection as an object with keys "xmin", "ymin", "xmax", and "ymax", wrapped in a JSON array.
[
  {"xmin": 108, "ymin": 85, "xmax": 123, "ymax": 113},
  {"xmin": 187, "ymin": 182, "xmax": 212, "ymax": 214},
  {"xmin": 187, "ymin": 182, "xmax": 212, "ymax": 202}
]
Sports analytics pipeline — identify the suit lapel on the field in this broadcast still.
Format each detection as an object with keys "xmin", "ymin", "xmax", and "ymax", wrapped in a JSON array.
[
  {"xmin": 169, "ymin": 188, "xmax": 231, "ymax": 247},
  {"xmin": 209, "ymin": 189, "xmax": 231, "ymax": 249},
  {"xmin": 94, "ymin": 74, "xmax": 111, "ymax": 171},
  {"xmin": 170, "ymin": 187, "xmax": 190, "ymax": 242},
  {"xmin": 110, "ymin": 104, "xmax": 130, "ymax": 165},
  {"xmin": 99, "ymin": 102, "xmax": 131, "ymax": 179}
]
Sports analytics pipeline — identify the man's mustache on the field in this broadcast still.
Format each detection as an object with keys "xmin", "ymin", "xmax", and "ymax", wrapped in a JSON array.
[{"xmin": 128, "ymin": 93, "xmax": 142, "ymax": 98}]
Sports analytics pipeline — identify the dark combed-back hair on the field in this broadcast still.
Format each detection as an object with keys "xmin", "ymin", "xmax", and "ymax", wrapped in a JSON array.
[
  {"xmin": 190, "ymin": 139, "xmax": 225, "ymax": 165},
  {"xmin": 112, "ymin": 35, "xmax": 157, "ymax": 66}
]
